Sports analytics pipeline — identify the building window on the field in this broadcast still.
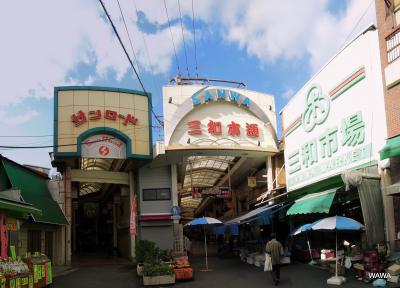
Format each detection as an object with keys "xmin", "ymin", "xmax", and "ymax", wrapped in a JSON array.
[
  {"xmin": 28, "ymin": 230, "xmax": 41, "ymax": 254},
  {"xmin": 386, "ymin": 27, "xmax": 400, "ymax": 63},
  {"xmin": 143, "ymin": 188, "xmax": 171, "ymax": 201}
]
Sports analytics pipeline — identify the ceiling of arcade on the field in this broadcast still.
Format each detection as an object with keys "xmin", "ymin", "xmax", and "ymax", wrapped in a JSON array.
[{"xmin": 178, "ymin": 155, "xmax": 266, "ymax": 220}]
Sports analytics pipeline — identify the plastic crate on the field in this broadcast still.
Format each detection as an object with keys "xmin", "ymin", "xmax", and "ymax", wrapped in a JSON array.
[{"xmin": 174, "ymin": 267, "xmax": 193, "ymax": 280}]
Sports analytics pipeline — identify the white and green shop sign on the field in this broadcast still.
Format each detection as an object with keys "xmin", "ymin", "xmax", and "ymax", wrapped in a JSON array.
[{"xmin": 283, "ymin": 65, "xmax": 386, "ymax": 191}]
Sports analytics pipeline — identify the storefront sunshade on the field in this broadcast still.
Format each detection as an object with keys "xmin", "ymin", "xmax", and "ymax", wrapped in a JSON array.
[
  {"xmin": 380, "ymin": 135, "xmax": 400, "ymax": 160},
  {"xmin": 0, "ymin": 196, "xmax": 42, "ymax": 217},
  {"xmin": 286, "ymin": 188, "xmax": 338, "ymax": 216},
  {"xmin": 2, "ymin": 160, "xmax": 68, "ymax": 225},
  {"xmin": 225, "ymin": 204, "xmax": 280, "ymax": 224}
]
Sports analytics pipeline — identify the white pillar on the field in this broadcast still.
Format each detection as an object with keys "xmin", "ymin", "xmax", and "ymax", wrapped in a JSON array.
[
  {"xmin": 171, "ymin": 164, "xmax": 179, "ymax": 223},
  {"xmin": 267, "ymin": 156, "xmax": 273, "ymax": 192},
  {"xmin": 129, "ymin": 171, "xmax": 136, "ymax": 261}
]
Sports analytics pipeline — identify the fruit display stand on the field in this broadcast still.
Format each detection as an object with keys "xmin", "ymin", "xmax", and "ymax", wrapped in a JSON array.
[
  {"xmin": 173, "ymin": 259, "xmax": 193, "ymax": 281},
  {"xmin": 22, "ymin": 253, "xmax": 52, "ymax": 288},
  {"xmin": 0, "ymin": 257, "xmax": 31, "ymax": 288}
]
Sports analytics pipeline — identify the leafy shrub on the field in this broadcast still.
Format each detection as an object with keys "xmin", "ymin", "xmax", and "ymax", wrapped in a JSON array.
[
  {"xmin": 143, "ymin": 261, "xmax": 174, "ymax": 277},
  {"xmin": 135, "ymin": 240, "xmax": 157, "ymax": 264}
]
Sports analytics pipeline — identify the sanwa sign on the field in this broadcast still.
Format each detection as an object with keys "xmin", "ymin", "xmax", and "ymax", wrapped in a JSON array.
[{"xmin": 282, "ymin": 28, "xmax": 387, "ymax": 191}]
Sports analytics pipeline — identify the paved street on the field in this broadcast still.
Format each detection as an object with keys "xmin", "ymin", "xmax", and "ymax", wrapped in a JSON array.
[
  {"xmin": 53, "ymin": 263, "xmax": 137, "ymax": 288},
  {"xmin": 53, "ymin": 256, "xmax": 396, "ymax": 288}
]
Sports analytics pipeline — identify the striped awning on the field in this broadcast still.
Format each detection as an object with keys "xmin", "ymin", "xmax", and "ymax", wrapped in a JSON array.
[{"xmin": 286, "ymin": 188, "xmax": 338, "ymax": 215}]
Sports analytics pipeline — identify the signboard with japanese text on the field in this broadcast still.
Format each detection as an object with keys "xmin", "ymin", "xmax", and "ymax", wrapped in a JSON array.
[
  {"xmin": 282, "ymin": 29, "xmax": 387, "ymax": 191},
  {"xmin": 81, "ymin": 134, "xmax": 126, "ymax": 159},
  {"xmin": 54, "ymin": 87, "xmax": 151, "ymax": 159},
  {"xmin": 162, "ymin": 85, "xmax": 279, "ymax": 154}
]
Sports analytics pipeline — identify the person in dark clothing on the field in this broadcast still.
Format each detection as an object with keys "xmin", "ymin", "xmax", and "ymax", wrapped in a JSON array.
[{"xmin": 265, "ymin": 233, "xmax": 284, "ymax": 286}]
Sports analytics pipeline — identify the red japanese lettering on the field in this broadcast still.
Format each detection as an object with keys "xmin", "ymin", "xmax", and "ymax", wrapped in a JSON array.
[
  {"xmin": 246, "ymin": 123, "xmax": 259, "ymax": 138},
  {"xmin": 207, "ymin": 120, "xmax": 222, "ymax": 135},
  {"xmin": 104, "ymin": 110, "xmax": 117, "ymax": 120},
  {"xmin": 188, "ymin": 120, "xmax": 202, "ymax": 135},
  {"xmin": 120, "ymin": 114, "xmax": 138, "ymax": 126},
  {"xmin": 88, "ymin": 110, "xmax": 102, "ymax": 120},
  {"xmin": 228, "ymin": 121, "xmax": 241, "ymax": 136},
  {"xmin": 71, "ymin": 110, "xmax": 87, "ymax": 127}
]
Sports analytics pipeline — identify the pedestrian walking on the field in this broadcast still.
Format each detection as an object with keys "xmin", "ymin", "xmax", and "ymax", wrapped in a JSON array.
[{"xmin": 265, "ymin": 233, "xmax": 284, "ymax": 286}]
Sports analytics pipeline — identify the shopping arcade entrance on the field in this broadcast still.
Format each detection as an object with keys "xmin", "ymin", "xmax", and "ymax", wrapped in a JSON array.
[
  {"xmin": 167, "ymin": 150, "xmax": 277, "ymax": 222},
  {"xmin": 53, "ymin": 155, "xmax": 146, "ymax": 264},
  {"xmin": 52, "ymin": 86, "xmax": 153, "ymax": 264}
]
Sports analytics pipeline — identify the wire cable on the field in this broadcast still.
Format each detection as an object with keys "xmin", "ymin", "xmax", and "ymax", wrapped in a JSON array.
[
  {"xmin": 131, "ymin": 0, "xmax": 157, "ymax": 79},
  {"xmin": 342, "ymin": 0, "xmax": 374, "ymax": 47},
  {"xmin": 116, "ymin": 0, "xmax": 141, "ymax": 76},
  {"xmin": 191, "ymin": 0, "xmax": 199, "ymax": 77},
  {"xmin": 98, "ymin": 0, "xmax": 145, "ymax": 95},
  {"xmin": 98, "ymin": 0, "xmax": 163, "ymax": 127},
  {"xmin": 163, "ymin": 0, "xmax": 181, "ymax": 76},
  {"xmin": 0, "ymin": 135, "xmax": 141, "ymax": 150},
  {"xmin": 178, "ymin": 0, "xmax": 190, "ymax": 77},
  {"xmin": 131, "ymin": 0, "xmax": 166, "ymax": 129}
]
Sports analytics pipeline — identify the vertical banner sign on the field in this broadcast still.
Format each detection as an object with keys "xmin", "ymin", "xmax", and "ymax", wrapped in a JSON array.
[
  {"xmin": 130, "ymin": 195, "xmax": 137, "ymax": 236},
  {"xmin": 247, "ymin": 176, "xmax": 257, "ymax": 188},
  {"xmin": 0, "ymin": 214, "xmax": 8, "ymax": 258}
]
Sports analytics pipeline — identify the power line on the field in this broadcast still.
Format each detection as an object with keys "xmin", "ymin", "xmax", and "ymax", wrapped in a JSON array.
[
  {"xmin": 0, "ymin": 125, "xmax": 163, "ymax": 139},
  {"xmin": 163, "ymin": 0, "xmax": 181, "ymax": 76},
  {"xmin": 0, "ymin": 133, "xmax": 157, "ymax": 150},
  {"xmin": 130, "ymin": 0, "xmax": 166, "ymax": 129},
  {"xmin": 178, "ymin": 0, "xmax": 190, "ymax": 77},
  {"xmin": 0, "ymin": 135, "xmax": 53, "ymax": 138},
  {"xmin": 116, "ymin": 0, "xmax": 141, "ymax": 76},
  {"xmin": 98, "ymin": 0, "xmax": 163, "ymax": 127},
  {"xmin": 191, "ymin": 0, "xmax": 199, "ymax": 77},
  {"xmin": 342, "ymin": 0, "xmax": 374, "ymax": 47},
  {"xmin": 131, "ymin": 0, "xmax": 157, "ymax": 78},
  {"xmin": 98, "ymin": 0, "xmax": 145, "ymax": 94}
]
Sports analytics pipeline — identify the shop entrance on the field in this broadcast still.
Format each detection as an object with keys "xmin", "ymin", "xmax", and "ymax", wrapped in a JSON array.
[
  {"xmin": 172, "ymin": 150, "xmax": 285, "ymax": 257},
  {"xmin": 68, "ymin": 157, "xmax": 135, "ymax": 264}
]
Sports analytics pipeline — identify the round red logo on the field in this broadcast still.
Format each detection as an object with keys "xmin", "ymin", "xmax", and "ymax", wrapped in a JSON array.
[{"xmin": 99, "ymin": 146, "xmax": 110, "ymax": 156}]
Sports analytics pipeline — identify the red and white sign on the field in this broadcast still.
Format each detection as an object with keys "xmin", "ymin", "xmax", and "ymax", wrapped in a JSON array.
[
  {"xmin": 81, "ymin": 134, "xmax": 126, "ymax": 159},
  {"xmin": 130, "ymin": 196, "xmax": 137, "ymax": 236},
  {"xmin": 163, "ymin": 85, "xmax": 279, "ymax": 153},
  {"xmin": 71, "ymin": 109, "xmax": 138, "ymax": 127},
  {"xmin": 187, "ymin": 119, "xmax": 260, "ymax": 138}
]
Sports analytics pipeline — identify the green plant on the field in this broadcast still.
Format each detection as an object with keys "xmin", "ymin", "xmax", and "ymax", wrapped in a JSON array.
[
  {"xmin": 143, "ymin": 262, "xmax": 173, "ymax": 277},
  {"xmin": 135, "ymin": 240, "xmax": 157, "ymax": 264},
  {"xmin": 157, "ymin": 249, "xmax": 172, "ymax": 262}
]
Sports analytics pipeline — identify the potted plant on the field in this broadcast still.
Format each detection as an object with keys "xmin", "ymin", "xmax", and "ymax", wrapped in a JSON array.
[
  {"xmin": 142, "ymin": 261, "xmax": 175, "ymax": 286},
  {"xmin": 135, "ymin": 240, "xmax": 156, "ymax": 276}
]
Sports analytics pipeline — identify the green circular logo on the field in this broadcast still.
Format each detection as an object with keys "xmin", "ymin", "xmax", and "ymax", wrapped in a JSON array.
[{"xmin": 301, "ymin": 85, "xmax": 330, "ymax": 132}]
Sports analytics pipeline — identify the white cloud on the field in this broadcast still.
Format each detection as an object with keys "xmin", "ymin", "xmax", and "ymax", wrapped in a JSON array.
[
  {"xmin": 0, "ymin": 110, "xmax": 39, "ymax": 125},
  {"xmin": 0, "ymin": 0, "xmax": 376, "ymax": 112},
  {"xmin": 282, "ymin": 88, "xmax": 295, "ymax": 100},
  {"xmin": 210, "ymin": 0, "xmax": 376, "ymax": 73},
  {"xmin": 0, "ymin": 0, "xmax": 189, "ymax": 108}
]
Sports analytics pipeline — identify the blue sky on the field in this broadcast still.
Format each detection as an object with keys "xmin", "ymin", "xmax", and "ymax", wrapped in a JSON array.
[{"xmin": 0, "ymin": 0, "xmax": 376, "ymax": 168}]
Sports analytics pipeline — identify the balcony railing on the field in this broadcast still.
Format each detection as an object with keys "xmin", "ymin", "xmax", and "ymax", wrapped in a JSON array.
[{"xmin": 386, "ymin": 26, "xmax": 400, "ymax": 63}]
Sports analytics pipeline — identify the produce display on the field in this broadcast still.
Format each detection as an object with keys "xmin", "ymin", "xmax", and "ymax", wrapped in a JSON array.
[
  {"xmin": 23, "ymin": 253, "xmax": 52, "ymax": 288},
  {"xmin": 0, "ymin": 257, "xmax": 31, "ymax": 288},
  {"xmin": 173, "ymin": 259, "xmax": 193, "ymax": 281},
  {"xmin": 0, "ymin": 253, "xmax": 52, "ymax": 288}
]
